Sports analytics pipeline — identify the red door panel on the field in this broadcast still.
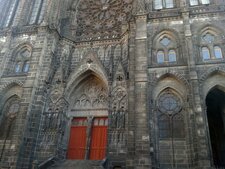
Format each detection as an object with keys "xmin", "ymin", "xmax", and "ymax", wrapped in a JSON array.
[
  {"xmin": 90, "ymin": 118, "xmax": 108, "ymax": 160},
  {"xmin": 67, "ymin": 118, "xmax": 87, "ymax": 159}
]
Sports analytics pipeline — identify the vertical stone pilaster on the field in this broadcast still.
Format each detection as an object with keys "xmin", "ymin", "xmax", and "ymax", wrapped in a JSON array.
[
  {"xmin": 182, "ymin": 10, "xmax": 211, "ymax": 168},
  {"xmin": 126, "ymin": 21, "xmax": 136, "ymax": 169},
  {"xmin": 134, "ymin": 15, "xmax": 151, "ymax": 169}
]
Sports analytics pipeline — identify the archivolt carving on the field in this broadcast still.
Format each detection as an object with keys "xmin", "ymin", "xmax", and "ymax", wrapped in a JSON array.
[
  {"xmin": 199, "ymin": 66, "xmax": 225, "ymax": 85},
  {"xmin": 73, "ymin": 77, "xmax": 108, "ymax": 109}
]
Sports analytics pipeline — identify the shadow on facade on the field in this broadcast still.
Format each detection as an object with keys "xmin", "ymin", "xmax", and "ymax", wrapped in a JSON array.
[{"xmin": 206, "ymin": 88, "xmax": 225, "ymax": 167}]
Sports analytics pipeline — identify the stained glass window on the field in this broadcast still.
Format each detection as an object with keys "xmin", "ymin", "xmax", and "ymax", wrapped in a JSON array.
[
  {"xmin": 20, "ymin": 49, "xmax": 31, "ymax": 58},
  {"xmin": 203, "ymin": 33, "xmax": 214, "ymax": 43},
  {"xmin": 201, "ymin": 31, "xmax": 223, "ymax": 61},
  {"xmin": 173, "ymin": 114, "xmax": 185, "ymax": 138},
  {"xmin": 157, "ymin": 51, "xmax": 165, "ymax": 63},
  {"xmin": 14, "ymin": 48, "xmax": 31, "ymax": 73},
  {"xmin": 156, "ymin": 35, "xmax": 177, "ymax": 64},
  {"xmin": 154, "ymin": 0, "xmax": 174, "ymax": 9},
  {"xmin": 202, "ymin": 47, "xmax": 210, "ymax": 60},
  {"xmin": 190, "ymin": 0, "xmax": 199, "ymax": 5},
  {"xmin": 159, "ymin": 114, "xmax": 171, "ymax": 138},
  {"xmin": 214, "ymin": 46, "xmax": 223, "ymax": 59},
  {"xmin": 23, "ymin": 61, "xmax": 30, "ymax": 72},
  {"xmin": 158, "ymin": 92, "xmax": 181, "ymax": 114},
  {"xmin": 158, "ymin": 91, "xmax": 184, "ymax": 139},
  {"xmin": 15, "ymin": 62, "xmax": 21, "ymax": 73},
  {"xmin": 160, "ymin": 37, "xmax": 171, "ymax": 46},
  {"xmin": 168, "ymin": 50, "xmax": 176, "ymax": 62}
]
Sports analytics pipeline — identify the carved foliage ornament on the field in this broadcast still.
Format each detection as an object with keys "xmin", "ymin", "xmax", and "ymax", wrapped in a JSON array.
[{"xmin": 76, "ymin": 0, "xmax": 133, "ymax": 40}]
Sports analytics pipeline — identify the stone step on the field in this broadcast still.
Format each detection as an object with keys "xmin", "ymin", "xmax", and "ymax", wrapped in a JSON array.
[{"xmin": 48, "ymin": 160, "xmax": 104, "ymax": 169}]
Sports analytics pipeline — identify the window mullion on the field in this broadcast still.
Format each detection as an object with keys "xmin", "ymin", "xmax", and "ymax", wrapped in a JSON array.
[
  {"xmin": 208, "ymin": 45, "xmax": 215, "ymax": 59},
  {"xmin": 165, "ymin": 49, "xmax": 168, "ymax": 62}
]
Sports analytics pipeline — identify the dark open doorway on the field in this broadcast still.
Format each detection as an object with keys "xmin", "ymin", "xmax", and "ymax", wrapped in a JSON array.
[{"xmin": 206, "ymin": 88, "xmax": 225, "ymax": 167}]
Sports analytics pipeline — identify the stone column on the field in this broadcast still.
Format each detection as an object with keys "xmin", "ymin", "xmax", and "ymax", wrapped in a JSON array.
[
  {"xmin": 182, "ymin": 9, "xmax": 211, "ymax": 168},
  {"xmin": 134, "ymin": 14, "xmax": 151, "ymax": 169}
]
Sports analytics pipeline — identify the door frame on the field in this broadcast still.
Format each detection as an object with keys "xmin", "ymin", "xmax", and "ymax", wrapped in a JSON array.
[{"xmin": 67, "ymin": 115, "xmax": 108, "ymax": 160}]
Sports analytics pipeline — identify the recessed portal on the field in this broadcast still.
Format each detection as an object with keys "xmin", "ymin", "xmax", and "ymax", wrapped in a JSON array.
[
  {"xmin": 206, "ymin": 88, "xmax": 225, "ymax": 167},
  {"xmin": 67, "ymin": 74, "xmax": 108, "ymax": 160},
  {"xmin": 67, "ymin": 117, "xmax": 108, "ymax": 160}
]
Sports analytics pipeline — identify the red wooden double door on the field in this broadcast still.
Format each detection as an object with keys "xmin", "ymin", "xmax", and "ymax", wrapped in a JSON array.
[{"xmin": 67, "ymin": 117, "xmax": 108, "ymax": 160}]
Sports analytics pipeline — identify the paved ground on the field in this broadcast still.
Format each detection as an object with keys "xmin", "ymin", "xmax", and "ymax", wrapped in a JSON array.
[{"xmin": 49, "ymin": 160, "xmax": 104, "ymax": 169}]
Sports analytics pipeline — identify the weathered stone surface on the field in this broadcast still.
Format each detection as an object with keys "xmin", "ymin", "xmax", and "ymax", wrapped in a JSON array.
[{"xmin": 0, "ymin": 0, "xmax": 225, "ymax": 169}]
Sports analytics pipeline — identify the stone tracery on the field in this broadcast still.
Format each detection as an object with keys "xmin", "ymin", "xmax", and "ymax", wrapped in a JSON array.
[
  {"xmin": 75, "ymin": 0, "xmax": 133, "ymax": 41},
  {"xmin": 73, "ymin": 76, "xmax": 108, "ymax": 109}
]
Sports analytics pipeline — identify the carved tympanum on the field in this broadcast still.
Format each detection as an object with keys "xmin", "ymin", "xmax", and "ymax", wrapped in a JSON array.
[{"xmin": 73, "ymin": 77, "xmax": 108, "ymax": 109}]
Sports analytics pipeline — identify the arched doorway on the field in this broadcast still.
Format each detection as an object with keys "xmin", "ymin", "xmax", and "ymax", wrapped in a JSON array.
[
  {"xmin": 67, "ymin": 74, "xmax": 108, "ymax": 160},
  {"xmin": 206, "ymin": 88, "xmax": 225, "ymax": 167}
]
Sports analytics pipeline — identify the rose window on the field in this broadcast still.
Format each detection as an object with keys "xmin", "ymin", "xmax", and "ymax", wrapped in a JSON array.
[
  {"xmin": 158, "ymin": 91, "xmax": 181, "ymax": 114},
  {"xmin": 76, "ymin": 0, "xmax": 133, "ymax": 40}
]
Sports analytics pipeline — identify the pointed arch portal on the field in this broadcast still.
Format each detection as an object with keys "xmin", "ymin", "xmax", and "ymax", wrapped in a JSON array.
[
  {"xmin": 67, "ymin": 73, "xmax": 108, "ymax": 160},
  {"xmin": 206, "ymin": 88, "xmax": 225, "ymax": 167}
]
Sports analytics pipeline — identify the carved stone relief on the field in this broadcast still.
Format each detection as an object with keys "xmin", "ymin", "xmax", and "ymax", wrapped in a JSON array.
[
  {"xmin": 109, "ymin": 62, "xmax": 127, "ymax": 146},
  {"xmin": 73, "ymin": 76, "xmax": 108, "ymax": 110},
  {"xmin": 39, "ymin": 96, "xmax": 68, "ymax": 153},
  {"xmin": 111, "ymin": 87, "xmax": 127, "ymax": 129}
]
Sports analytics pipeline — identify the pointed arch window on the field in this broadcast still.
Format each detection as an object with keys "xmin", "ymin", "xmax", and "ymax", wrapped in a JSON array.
[
  {"xmin": 29, "ymin": 0, "xmax": 46, "ymax": 24},
  {"xmin": 168, "ymin": 50, "xmax": 176, "ymax": 62},
  {"xmin": 22, "ymin": 61, "xmax": 30, "ymax": 72},
  {"xmin": 155, "ymin": 36, "xmax": 178, "ymax": 64},
  {"xmin": 15, "ymin": 62, "xmax": 22, "ymax": 73},
  {"xmin": 157, "ymin": 90, "xmax": 184, "ymax": 139},
  {"xmin": 13, "ymin": 48, "xmax": 31, "ymax": 74},
  {"xmin": 202, "ymin": 47, "xmax": 210, "ymax": 60},
  {"xmin": 0, "ymin": 98, "xmax": 20, "ymax": 140},
  {"xmin": 157, "ymin": 51, "xmax": 165, "ymax": 63},
  {"xmin": 214, "ymin": 46, "xmax": 223, "ymax": 59},
  {"xmin": 3, "ymin": 0, "xmax": 19, "ymax": 27},
  {"xmin": 200, "ymin": 32, "xmax": 223, "ymax": 61}
]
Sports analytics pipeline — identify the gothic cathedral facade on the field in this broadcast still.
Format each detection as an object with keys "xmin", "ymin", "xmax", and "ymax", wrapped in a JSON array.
[{"xmin": 0, "ymin": 0, "xmax": 225, "ymax": 169}]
